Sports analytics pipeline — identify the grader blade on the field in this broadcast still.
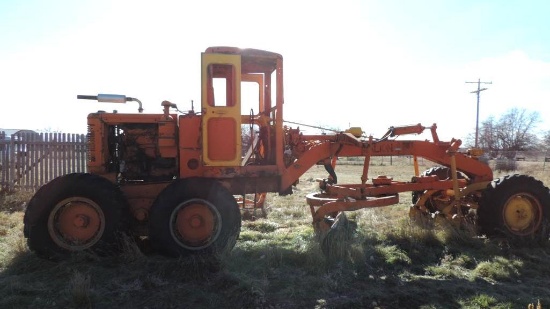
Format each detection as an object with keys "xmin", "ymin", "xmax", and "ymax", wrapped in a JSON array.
[{"xmin": 319, "ymin": 212, "xmax": 356, "ymax": 260}]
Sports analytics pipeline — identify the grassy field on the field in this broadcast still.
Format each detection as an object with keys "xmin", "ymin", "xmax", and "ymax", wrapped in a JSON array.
[{"xmin": 1, "ymin": 158, "xmax": 550, "ymax": 308}]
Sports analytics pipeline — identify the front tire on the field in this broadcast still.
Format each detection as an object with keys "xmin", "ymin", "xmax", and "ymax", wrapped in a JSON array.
[
  {"xmin": 478, "ymin": 174, "xmax": 550, "ymax": 243},
  {"xmin": 149, "ymin": 178, "xmax": 241, "ymax": 258},
  {"xmin": 411, "ymin": 166, "xmax": 468, "ymax": 213},
  {"xmin": 24, "ymin": 173, "xmax": 129, "ymax": 260}
]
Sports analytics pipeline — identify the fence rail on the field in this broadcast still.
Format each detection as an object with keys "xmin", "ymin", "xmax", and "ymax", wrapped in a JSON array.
[{"xmin": 0, "ymin": 131, "xmax": 87, "ymax": 191}]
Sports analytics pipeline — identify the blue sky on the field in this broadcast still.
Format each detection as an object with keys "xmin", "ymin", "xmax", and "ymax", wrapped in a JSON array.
[
  {"xmin": 1, "ymin": 0, "xmax": 549, "ymax": 142},
  {"xmin": 363, "ymin": 1, "xmax": 550, "ymax": 63}
]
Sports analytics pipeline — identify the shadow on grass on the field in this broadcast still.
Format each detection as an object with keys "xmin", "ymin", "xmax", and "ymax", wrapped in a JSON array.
[
  {"xmin": 226, "ymin": 221, "xmax": 550, "ymax": 308},
  {"xmin": 0, "ymin": 242, "xmax": 272, "ymax": 308},
  {"xmin": 1, "ymin": 226, "xmax": 550, "ymax": 308}
]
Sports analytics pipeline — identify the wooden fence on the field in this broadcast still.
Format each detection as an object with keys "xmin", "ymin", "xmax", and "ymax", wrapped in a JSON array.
[{"xmin": 0, "ymin": 131, "xmax": 87, "ymax": 191}]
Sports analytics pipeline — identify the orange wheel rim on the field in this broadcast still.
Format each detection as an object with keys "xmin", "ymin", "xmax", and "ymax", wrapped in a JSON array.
[
  {"xmin": 502, "ymin": 193, "xmax": 542, "ymax": 236},
  {"xmin": 48, "ymin": 197, "xmax": 105, "ymax": 250},
  {"xmin": 170, "ymin": 198, "xmax": 221, "ymax": 250}
]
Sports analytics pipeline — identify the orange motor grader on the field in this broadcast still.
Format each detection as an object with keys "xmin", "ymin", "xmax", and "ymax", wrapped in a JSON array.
[{"xmin": 24, "ymin": 46, "xmax": 550, "ymax": 260}]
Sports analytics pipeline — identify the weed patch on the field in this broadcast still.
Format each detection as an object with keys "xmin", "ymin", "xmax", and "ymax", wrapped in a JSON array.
[{"xmin": 1, "ymin": 163, "xmax": 550, "ymax": 308}]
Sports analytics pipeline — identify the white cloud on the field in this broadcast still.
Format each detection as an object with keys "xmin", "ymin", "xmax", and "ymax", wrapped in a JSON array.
[{"xmin": 459, "ymin": 51, "xmax": 550, "ymax": 134}]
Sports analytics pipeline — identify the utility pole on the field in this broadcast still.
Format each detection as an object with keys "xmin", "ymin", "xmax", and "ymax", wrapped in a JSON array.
[{"xmin": 466, "ymin": 78, "xmax": 492, "ymax": 148}]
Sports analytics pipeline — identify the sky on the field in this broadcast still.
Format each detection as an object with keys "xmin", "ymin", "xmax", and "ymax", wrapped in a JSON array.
[{"xmin": 1, "ymin": 0, "xmax": 549, "ymax": 143}]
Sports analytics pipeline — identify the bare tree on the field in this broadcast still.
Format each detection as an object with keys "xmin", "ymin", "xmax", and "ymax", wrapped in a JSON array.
[
  {"xmin": 541, "ymin": 130, "xmax": 550, "ymax": 152},
  {"xmin": 496, "ymin": 108, "xmax": 540, "ymax": 153},
  {"xmin": 477, "ymin": 116, "xmax": 499, "ymax": 157},
  {"xmin": 468, "ymin": 108, "xmax": 541, "ymax": 158}
]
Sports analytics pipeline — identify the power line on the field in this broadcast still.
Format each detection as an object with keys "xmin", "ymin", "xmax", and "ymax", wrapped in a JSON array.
[{"xmin": 466, "ymin": 78, "xmax": 492, "ymax": 148}]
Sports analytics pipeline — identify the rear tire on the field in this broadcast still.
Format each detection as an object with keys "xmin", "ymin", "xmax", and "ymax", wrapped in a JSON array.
[
  {"xmin": 24, "ymin": 173, "xmax": 129, "ymax": 260},
  {"xmin": 149, "ymin": 178, "xmax": 241, "ymax": 258},
  {"xmin": 478, "ymin": 174, "xmax": 550, "ymax": 243}
]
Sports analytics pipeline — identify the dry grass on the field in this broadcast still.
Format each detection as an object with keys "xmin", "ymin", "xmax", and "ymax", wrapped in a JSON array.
[
  {"xmin": 69, "ymin": 271, "xmax": 92, "ymax": 308},
  {"xmin": 1, "ymin": 158, "xmax": 550, "ymax": 308}
]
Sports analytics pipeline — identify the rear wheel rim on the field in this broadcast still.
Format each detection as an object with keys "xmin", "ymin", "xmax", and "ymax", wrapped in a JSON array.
[
  {"xmin": 169, "ymin": 198, "xmax": 222, "ymax": 250},
  {"xmin": 47, "ymin": 197, "xmax": 105, "ymax": 251},
  {"xmin": 502, "ymin": 193, "xmax": 542, "ymax": 236}
]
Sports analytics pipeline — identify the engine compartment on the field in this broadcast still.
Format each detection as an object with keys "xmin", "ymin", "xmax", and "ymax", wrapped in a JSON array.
[{"xmin": 106, "ymin": 123, "xmax": 178, "ymax": 182}]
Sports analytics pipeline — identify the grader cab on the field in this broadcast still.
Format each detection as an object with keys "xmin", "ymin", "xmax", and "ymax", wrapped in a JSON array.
[{"xmin": 23, "ymin": 47, "xmax": 550, "ymax": 260}]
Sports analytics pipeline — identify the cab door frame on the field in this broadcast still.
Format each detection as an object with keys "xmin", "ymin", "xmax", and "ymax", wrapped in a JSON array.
[{"xmin": 201, "ymin": 53, "xmax": 242, "ymax": 166}]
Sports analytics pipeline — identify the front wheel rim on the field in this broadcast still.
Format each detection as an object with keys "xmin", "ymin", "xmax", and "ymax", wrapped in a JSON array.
[
  {"xmin": 47, "ymin": 197, "xmax": 105, "ymax": 251},
  {"xmin": 502, "ymin": 193, "xmax": 543, "ymax": 236},
  {"xmin": 169, "ymin": 198, "xmax": 222, "ymax": 250}
]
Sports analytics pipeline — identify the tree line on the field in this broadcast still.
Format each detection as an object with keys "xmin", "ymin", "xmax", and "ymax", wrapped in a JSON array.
[{"xmin": 466, "ymin": 107, "xmax": 549, "ymax": 158}]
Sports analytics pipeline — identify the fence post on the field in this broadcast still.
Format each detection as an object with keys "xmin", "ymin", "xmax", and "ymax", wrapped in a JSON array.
[
  {"xmin": 0, "ymin": 131, "xmax": 5, "ymax": 190},
  {"xmin": 8, "ymin": 134, "xmax": 15, "ymax": 190}
]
